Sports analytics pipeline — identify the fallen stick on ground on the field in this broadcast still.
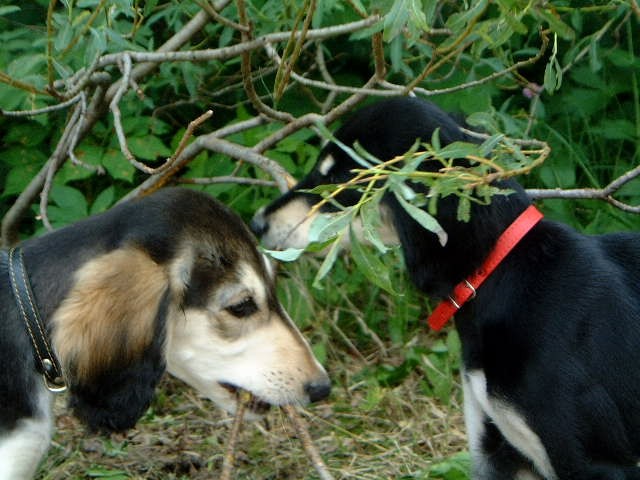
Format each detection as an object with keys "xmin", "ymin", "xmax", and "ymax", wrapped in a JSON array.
[
  {"xmin": 221, "ymin": 392, "xmax": 334, "ymax": 479},
  {"xmin": 282, "ymin": 404, "xmax": 335, "ymax": 480},
  {"xmin": 220, "ymin": 390, "xmax": 251, "ymax": 480}
]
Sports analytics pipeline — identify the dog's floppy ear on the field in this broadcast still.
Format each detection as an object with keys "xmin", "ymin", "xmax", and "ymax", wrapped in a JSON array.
[{"xmin": 52, "ymin": 247, "xmax": 176, "ymax": 432}]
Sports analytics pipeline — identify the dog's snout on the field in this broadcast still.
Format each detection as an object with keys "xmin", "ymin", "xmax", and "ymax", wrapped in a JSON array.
[
  {"xmin": 250, "ymin": 209, "xmax": 269, "ymax": 237},
  {"xmin": 304, "ymin": 377, "xmax": 331, "ymax": 403}
]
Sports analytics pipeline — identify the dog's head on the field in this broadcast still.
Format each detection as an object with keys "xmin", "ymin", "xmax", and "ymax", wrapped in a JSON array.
[
  {"xmin": 251, "ymin": 97, "xmax": 531, "ymax": 296},
  {"xmin": 47, "ymin": 188, "xmax": 329, "ymax": 431},
  {"xmin": 251, "ymin": 97, "xmax": 470, "ymax": 251}
]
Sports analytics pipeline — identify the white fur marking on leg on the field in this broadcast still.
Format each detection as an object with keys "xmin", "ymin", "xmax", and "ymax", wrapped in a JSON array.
[
  {"xmin": 0, "ymin": 384, "xmax": 52, "ymax": 480},
  {"xmin": 467, "ymin": 370, "xmax": 556, "ymax": 480},
  {"xmin": 462, "ymin": 370, "xmax": 490, "ymax": 479}
]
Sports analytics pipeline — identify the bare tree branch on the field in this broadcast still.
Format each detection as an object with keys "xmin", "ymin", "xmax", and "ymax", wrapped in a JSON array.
[
  {"xmin": 121, "ymin": 116, "xmax": 270, "ymax": 202},
  {"xmin": 198, "ymin": 136, "xmax": 294, "ymax": 192},
  {"xmin": 110, "ymin": 54, "xmax": 139, "ymax": 169},
  {"xmin": 81, "ymin": 16, "xmax": 380, "ymax": 73},
  {"xmin": 177, "ymin": 176, "xmax": 277, "ymax": 187},
  {"xmin": 526, "ymin": 163, "xmax": 640, "ymax": 213},
  {"xmin": 1, "ymin": 94, "xmax": 82, "ymax": 117}
]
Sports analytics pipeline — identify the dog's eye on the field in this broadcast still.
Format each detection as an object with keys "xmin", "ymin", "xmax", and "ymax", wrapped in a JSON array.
[{"xmin": 225, "ymin": 296, "xmax": 258, "ymax": 317}]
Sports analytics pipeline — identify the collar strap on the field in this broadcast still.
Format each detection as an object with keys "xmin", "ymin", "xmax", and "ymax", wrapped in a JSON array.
[
  {"xmin": 427, "ymin": 205, "xmax": 544, "ymax": 331},
  {"xmin": 5, "ymin": 248, "xmax": 67, "ymax": 392}
]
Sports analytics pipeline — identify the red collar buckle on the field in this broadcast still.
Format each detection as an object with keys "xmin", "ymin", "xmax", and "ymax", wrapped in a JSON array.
[{"xmin": 427, "ymin": 205, "xmax": 544, "ymax": 331}]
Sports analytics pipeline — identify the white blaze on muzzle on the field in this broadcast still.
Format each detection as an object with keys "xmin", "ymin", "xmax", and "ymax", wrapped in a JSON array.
[{"xmin": 253, "ymin": 198, "xmax": 318, "ymax": 250}]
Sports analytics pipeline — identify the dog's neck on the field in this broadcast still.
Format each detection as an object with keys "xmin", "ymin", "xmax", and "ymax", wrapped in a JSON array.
[
  {"xmin": 3, "ymin": 248, "xmax": 67, "ymax": 392},
  {"xmin": 427, "ymin": 205, "xmax": 544, "ymax": 331}
]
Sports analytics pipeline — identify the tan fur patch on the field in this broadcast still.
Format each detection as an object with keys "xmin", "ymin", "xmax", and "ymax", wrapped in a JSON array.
[{"xmin": 52, "ymin": 248, "xmax": 168, "ymax": 382}]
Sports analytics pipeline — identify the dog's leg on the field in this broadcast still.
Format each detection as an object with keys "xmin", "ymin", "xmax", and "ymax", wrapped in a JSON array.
[
  {"xmin": 0, "ymin": 384, "xmax": 52, "ymax": 480},
  {"xmin": 462, "ymin": 371, "xmax": 529, "ymax": 479},
  {"xmin": 462, "ymin": 370, "xmax": 492, "ymax": 478},
  {"xmin": 463, "ymin": 370, "xmax": 547, "ymax": 479}
]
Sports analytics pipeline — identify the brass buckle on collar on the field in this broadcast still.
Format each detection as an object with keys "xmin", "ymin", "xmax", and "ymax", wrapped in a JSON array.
[
  {"xmin": 42, "ymin": 359, "xmax": 67, "ymax": 393},
  {"xmin": 447, "ymin": 280, "xmax": 477, "ymax": 309}
]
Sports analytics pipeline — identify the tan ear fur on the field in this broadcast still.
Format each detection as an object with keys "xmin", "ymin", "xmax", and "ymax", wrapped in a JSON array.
[{"xmin": 52, "ymin": 247, "xmax": 169, "ymax": 382}]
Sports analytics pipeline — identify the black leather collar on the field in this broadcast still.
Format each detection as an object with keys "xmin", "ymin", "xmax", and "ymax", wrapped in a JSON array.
[{"xmin": 3, "ymin": 247, "xmax": 66, "ymax": 392}]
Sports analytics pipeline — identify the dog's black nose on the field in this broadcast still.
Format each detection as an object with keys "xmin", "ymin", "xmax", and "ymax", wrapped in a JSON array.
[
  {"xmin": 304, "ymin": 378, "xmax": 331, "ymax": 403},
  {"xmin": 250, "ymin": 210, "xmax": 268, "ymax": 237}
]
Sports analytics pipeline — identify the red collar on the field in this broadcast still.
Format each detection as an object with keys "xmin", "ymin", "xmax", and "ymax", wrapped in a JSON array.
[{"xmin": 427, "ymin": 205, "xmax": 544, "ymax": 331}]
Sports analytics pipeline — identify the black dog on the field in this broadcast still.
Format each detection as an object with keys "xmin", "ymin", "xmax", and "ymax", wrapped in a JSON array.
[
  {"xmin": 0, "ymin": 187, "xmax": 330, "ymax": 479},
  {"xmin": 252, "ymin": 97, "xmax": 640, "ymax": 479}
]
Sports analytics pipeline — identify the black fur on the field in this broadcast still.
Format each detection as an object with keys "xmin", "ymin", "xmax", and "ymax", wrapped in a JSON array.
[{"xmin": 255, "ymin": 97, "xmax": 640, "ymax": 479}]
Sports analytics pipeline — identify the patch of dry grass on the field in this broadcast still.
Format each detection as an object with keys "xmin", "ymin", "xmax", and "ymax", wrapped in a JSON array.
[{"xmin": 37, "ymin": 371, "xmax": 465, "ymax": 479}]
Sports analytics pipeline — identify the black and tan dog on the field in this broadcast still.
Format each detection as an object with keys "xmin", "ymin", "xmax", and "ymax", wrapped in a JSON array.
[
  {"xmin": 0, "ymin": 187, "xmax": 330, "ymax": 480},
  {"xmin": 252, "ymin": 97, "xmax": 640, "ymax": 479}
]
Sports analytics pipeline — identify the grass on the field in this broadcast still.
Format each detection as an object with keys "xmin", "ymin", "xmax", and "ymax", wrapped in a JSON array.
[{"xmin": 35, "ymin": 254, "xmax": 469, "ymax": 480}]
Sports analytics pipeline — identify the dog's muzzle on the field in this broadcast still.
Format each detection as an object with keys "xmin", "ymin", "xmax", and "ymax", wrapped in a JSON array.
[{"xmin": 250, "ymin": 207, "xmax": 269, "ymax": 238}]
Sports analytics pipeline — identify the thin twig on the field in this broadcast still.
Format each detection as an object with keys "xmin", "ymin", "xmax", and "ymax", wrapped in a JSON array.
[
  {"xmin": 46, "ymin": 0, "xmax": 58, "ymax": 89},
  {"xmin": 0, "ymin": 71, "xmax": 49, "ymax": 96},
  {"xmin": 110, "ymin": 54, "xmax": 139, "ymax": 167},
  {"xmin": 273, "ymin": 0, "xmax": 316, "ymax": 102},
  {"xmin": 220, "ymin": 390, "xmax": 251, "ymax": 480},
  {"xmin": 282, "ymin": 405, "xmax": 335, "ymax": 480},
  {"xmin": 59, "ymin": 0, "xmax": 108, "ymax": 57},
  {"xmin": 252, "ymin": 74, "xmax": 377, "ymax": 154},
  {"xmin": 172, "ymin": 110, "xmax": 214, "ymax": 162},
  {"xmin": 58, "ymin": 70, "xmax": 112, "ymax": 100},
  {"xmin": 1, "ymin": 94, "xmax": 82, "ymax": 117},
  {"xmin": 316, "ymin": 43, "xmax": 337, "ymax": 113},
  {"xmin": 67, "ymin": 92, "xmax": 104, "ymax": 174},
  {"xmin": 264, "ymin": 29, "xmax": 546, "ymax": 102},
  {"xmin": 198, "ymin": 0, "xmax": 249, "ymax": 32},
  {"xmin": 236, "ymin": 0, "xmax": 294, "ymax": 122},
  {"xmin": 264, "ymin": 43, "xmax": 383, "ymax": 96},
  {"xmin": 134, "ymin": 109, "xmax": 215, "ymax": 195},
  {"xmin": 372, "ymin": 31, "xmax": 386, "ymax": 81},
  {"xmin": 177, "ymin": 176, "xmax": 277, "ymax": 187}
]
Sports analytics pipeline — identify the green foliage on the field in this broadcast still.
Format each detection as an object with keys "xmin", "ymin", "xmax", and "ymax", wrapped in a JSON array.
[{"xmin": 1, "ymin": 1, "xmax": 638, "ymax": 231}]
